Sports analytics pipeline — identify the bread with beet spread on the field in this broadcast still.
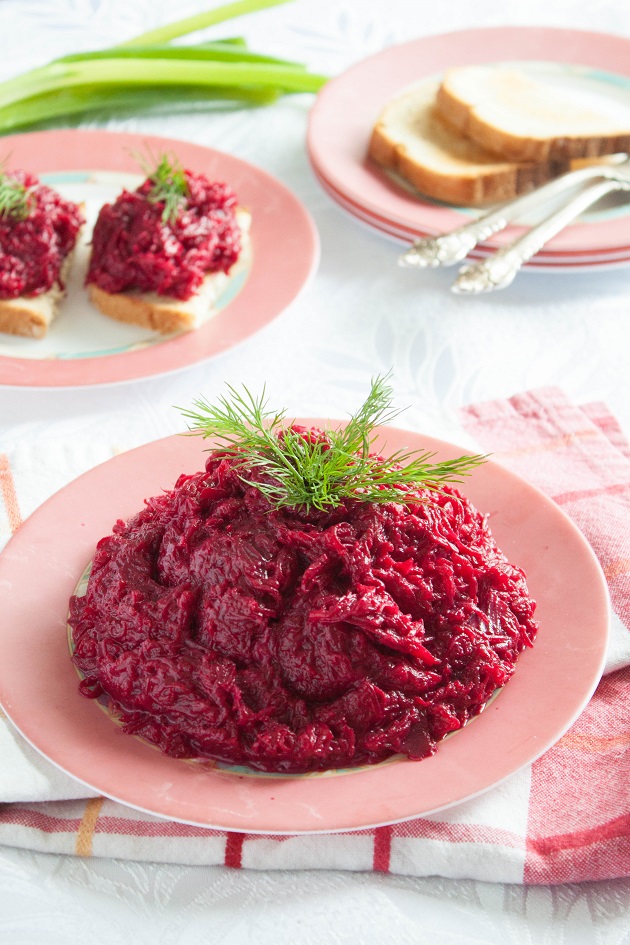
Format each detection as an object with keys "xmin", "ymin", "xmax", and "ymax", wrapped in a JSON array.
[
  {"xmin": 86, "ymin": 160, "xmax": 251, "ymax": 334},
  {"xmin": 88, "ymin": 208, "xmax": 251, "ymax": 334},
  {"xmin": 368, "ymin": 79, "xmax": 569, "ymax": 206},
  {"xmin": 68, "ymin": 437, "xmax": 538, "ymax": 773},
  {"xmin": 0, "ymin": 170, "xmax": 84, "ymax": 339}
]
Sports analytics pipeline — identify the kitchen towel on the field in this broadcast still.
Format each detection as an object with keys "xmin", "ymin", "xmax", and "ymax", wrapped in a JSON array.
[{"xmin": 0, "ymin": 387, "xmax": 628, "ymax": 884}]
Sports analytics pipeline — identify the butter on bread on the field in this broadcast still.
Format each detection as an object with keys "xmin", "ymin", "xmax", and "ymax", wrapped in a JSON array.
[
  {"xmin": 436, "ymin": 65, "xmax": 630, "ymax": 163},
  {"xmin": 368, "ymin": 79, "xmax": 567, "ymax": 206},
  {"xmin": 0, "ymin": 250, "xmax": 75, "ymax": 339},
  {"xmin": 88, "ymin": 208, "xmax": 251, "ymax": 335}
]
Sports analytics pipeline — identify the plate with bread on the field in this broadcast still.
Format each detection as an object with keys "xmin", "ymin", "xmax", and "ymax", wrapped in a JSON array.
[
  {"xmin": 0, "ymin": 129, "xmax": 319, "ymax": 388},
  {"xmin": 307, "ymin": 26, "xmax": 630, "ymax": 268}
]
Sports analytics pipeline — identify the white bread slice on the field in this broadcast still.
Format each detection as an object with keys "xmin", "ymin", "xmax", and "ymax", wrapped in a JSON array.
[
  {"xmin": 88, "ymin": 208, "xmax": 251, "ymax": 334},
  {"xmin": 368, "ymin": 79, "xmax": 568, "ymax": 206},
  {"xmin": 0, "ymin": 250, "xmax": 75, "ymax": 339},
  {"xmin": 436, "ymin": 65, "xmax": 630, "ymax": 163}
]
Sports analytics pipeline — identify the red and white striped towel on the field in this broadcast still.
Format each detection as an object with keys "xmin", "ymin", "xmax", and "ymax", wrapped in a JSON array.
[{"xmin": 0, "ymin": 387, "xmax": 628, "ymax": 884}]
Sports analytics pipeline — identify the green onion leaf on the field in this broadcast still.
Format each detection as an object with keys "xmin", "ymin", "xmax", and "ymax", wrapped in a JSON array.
[
  {"xmin": 56, "ymin": 43, "xmax": 305, "ymax": 69},
  {"xmin": 0, "ymin": 0, "xmax": 327, "ymax": 134},
  {"xmin": 117, "ymin": 0, "xmax": 293, "ymax": 47}
]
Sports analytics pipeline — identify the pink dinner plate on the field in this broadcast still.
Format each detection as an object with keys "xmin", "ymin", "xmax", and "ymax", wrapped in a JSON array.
[
  {"xmin": 307, "ymin": 26, "xmax": 630, "ymax": 262},
  {"xmin": 0, "ymin": 424, "xmax": 610, "ymax": 833},
  {"xmin": 0, "ymin": 129, "xmax": 319, "ymax": 388}
]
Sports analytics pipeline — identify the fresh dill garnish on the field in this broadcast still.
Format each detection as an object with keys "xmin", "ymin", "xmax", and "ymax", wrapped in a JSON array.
[
  {"xmin": 179, "ymin": 374, "xmax": 487, "ymax": 512},
  {"xmin": 135, "ymin": 150, "xmax": 189, "ymax": 224},
  {"xmin": 0, "ymin": 169, "xmax": 33, "ymax": 222}
]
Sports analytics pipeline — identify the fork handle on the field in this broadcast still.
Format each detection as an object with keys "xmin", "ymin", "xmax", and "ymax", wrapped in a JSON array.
[
  {"xmin": 399, "ymin": 159, "xmax": 627, "ymax": 269},
  {"xmin": 451, "ymin": 177, "xmax": 630, "ymax": 294}
]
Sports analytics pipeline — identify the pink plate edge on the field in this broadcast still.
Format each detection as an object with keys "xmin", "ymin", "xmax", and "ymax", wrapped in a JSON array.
[
  {"xmin": 312, "ymin": 159, "xmax": 630, "ymax": 258},
  {"xmin": 311, "ymin": 162, "xmax": 630, "ymax": 269}
]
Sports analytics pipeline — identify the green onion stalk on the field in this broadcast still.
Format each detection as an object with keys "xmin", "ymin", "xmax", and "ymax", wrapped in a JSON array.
[{"xmin": 0, "ymin": 0, "xmax": 328, "ymax": 134}]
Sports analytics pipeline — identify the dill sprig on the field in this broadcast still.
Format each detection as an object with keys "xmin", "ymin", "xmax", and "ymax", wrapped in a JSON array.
[
  {"xmin": 179, "ymin": 375, "xmax": 487, "ymax": 512},
  {"xmin": 135, "ymin": 151, "xmax": 189, "ymax": 224},
  {"xmin": 0, "ymin": 170, "xmax": 33, "ymax": 221}
]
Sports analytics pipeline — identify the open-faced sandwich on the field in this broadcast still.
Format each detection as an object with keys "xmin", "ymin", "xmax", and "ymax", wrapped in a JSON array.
[
  {"xmin": 86, "ymin": 154, "xmax": 251, "ymax": 334},
  {"xmin": 0, "ymin": 169, "xmax": 84, "ymax": 338}
]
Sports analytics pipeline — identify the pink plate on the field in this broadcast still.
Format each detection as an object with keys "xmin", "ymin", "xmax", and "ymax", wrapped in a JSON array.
[
  {"xmin": 307, "ymin": 27, "xmax": 630, "ymax": 260},
  {"xmin": 0, "ymin": 130, "xmax": 319, "ymax": 388},
  {"xmin": 0, "ymin": 425, "xmax": 610, "ymax": 833}
]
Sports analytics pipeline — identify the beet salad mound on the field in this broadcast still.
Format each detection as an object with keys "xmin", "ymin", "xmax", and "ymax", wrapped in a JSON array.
[
  {"xmin": 68, "ymin": 379, "xmax": 538, "ymax": 774},
  {"xmin": 86, "ymin": 156, "xmax": 242, "ymax": 301},
  {"xmin": 0, "ymin": 169, "xmax": 84, "ymax": 299}
]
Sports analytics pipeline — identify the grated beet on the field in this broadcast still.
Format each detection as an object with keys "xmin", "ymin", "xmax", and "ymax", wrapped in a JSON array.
[
  {"xmin": 86, "ymin": 172, "xmax": 242, "ymax": 300},
  {"xmin": 0, "ymin": 171, "xmax": 84, "ymax": 299},
  {"xmin": 68, "ymin": 448, "xmax": 538, "ymax": 774}
]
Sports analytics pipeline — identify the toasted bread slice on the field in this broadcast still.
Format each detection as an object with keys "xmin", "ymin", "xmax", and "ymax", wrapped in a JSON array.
[
  {"xmin": 436, "ymin": 65, "xmax": 630, "ymax": 163},
  {"xmin": 88, "ymin": 209, "xmax": 251, "ymax": 334},
  {"xmin": 368, "ymin": 79, "xmax": 568, "ymax": 206},
  {"xmin": 0, "ymin": 251, "xmax": 75, "ymax": 339}
]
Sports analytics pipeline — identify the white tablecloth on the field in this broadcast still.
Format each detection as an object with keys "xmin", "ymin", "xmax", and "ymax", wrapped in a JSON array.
[{"xmin": 0, "ymin": 0, "xmax": 629, "ymax": 941}]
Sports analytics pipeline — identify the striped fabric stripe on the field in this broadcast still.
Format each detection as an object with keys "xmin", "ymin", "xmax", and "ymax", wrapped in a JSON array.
[
  {"xmin": 76, "ymin": 797, "xmax": 105, "ymax": 856},
  {"xmin": 0, "ymin": 453, "xmax": 22, "ymax": 534},
  {"xmin": 224, "ymin": 832, "xmax": 245, "ymax": 868},
  {"xmin": 372, "ymin": 825, "xmax": 393, "ymax": 872}
]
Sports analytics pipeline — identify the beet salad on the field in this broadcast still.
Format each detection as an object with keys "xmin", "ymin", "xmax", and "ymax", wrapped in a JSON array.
[
  {"xmin": 68, "ymin": 380, "xmax": 538, "ymax": 775},
  {"xmin": 0, "ymin": 170, "xmax": 83, "ymax": 299},
  {"xmin": 86, "ymin": 157, "xmax": 242, "ymax": 301}
]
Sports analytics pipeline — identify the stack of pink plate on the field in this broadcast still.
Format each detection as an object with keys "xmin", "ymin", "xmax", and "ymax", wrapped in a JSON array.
[{"xmin": 307, "ymin": 26, "xmax": 630, "ymax": 271}]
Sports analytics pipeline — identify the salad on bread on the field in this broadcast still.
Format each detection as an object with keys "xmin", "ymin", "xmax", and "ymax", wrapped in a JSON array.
[
  {"xmin": 0, "ymin": 169, "xmax": 84, "ymax": 338},
  {"xmin": 0, "ymin": 153, "xmax": 250, "ymax": 339},
  {"xmin": 86, "ymin": 154, "xmax": 251, "ymax": 335}
]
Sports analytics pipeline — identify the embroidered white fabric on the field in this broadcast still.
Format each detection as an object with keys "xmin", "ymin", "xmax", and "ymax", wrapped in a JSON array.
[{"xmin": 0, "ymin": 0, "xmax": 629, "ymax": 941}]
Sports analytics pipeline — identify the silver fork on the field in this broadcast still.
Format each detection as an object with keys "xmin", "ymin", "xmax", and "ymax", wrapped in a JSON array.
[
  {"xmin": 398, "ymin": 155, "xmax": 630, "ymax": 270},
  {"xmin": 452, "ymin": 167, "xmax": 630, "ymax": 294}
]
